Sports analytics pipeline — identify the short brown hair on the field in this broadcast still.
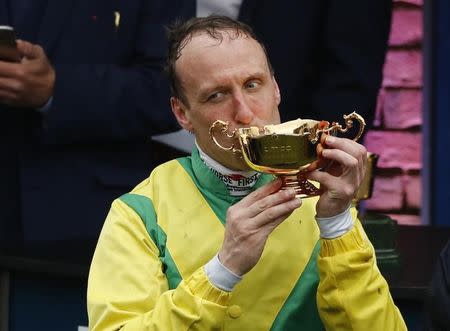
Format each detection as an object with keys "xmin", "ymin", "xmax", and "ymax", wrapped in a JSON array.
[{"xmin": 166, "ymin": 15, "xmax": 273, "ymax": 106}]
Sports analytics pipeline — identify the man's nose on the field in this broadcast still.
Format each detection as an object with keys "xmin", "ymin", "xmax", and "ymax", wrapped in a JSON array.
[{"xmin": 233, "ymin": 92, "xmax": 254, "ymax": 125}]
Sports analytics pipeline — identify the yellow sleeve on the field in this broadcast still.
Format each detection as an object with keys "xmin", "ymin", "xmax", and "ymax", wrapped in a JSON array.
[
  {"xmin": 87, "ymin": 199, "xmax": 230, "ymax": 331},
  {"xmin": 316, "ymin": 217, "xmax": 407, "ymax": 331}
]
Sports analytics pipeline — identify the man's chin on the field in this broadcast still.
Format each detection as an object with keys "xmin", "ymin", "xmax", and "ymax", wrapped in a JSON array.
[{"xmin": 224, "ymin": 156, "xmax": 252, "ymax": 172}]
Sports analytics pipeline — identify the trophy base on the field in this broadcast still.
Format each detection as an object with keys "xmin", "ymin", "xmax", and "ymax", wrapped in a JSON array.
[{"xmin": 279, "ymin": 174, "xmax": 322, "ymax": 199}]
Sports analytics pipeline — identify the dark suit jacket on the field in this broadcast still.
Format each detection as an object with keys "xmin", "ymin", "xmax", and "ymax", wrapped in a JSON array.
[
  {"xmin": 239, "ymin": 0, "xmax": 392, "ymax": 127},
  {"xmin": 425, "ymin": 240, "xmax": 450, "ymax": 330},
  {"xmin": 0, "ymin": 0, "xmax": 194, "ymax": 251}
]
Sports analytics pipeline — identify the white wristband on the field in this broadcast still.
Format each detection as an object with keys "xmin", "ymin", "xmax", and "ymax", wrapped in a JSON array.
[
  {"xmin": 315, "ymin": 204, "xmax": 354, "ymax": 239},
  {"xmin": 204, "ymin": 254, "xmax": 242, "ymax": 292}
]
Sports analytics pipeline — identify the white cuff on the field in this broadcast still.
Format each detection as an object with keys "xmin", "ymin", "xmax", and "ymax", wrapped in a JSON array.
[
  {"xmin": 204, "ymin": 254, "xmax": 242, "ymax": 292},
  {"xmin": 315, "ymin": 204, "xmax": 354, "ymax": 239}
]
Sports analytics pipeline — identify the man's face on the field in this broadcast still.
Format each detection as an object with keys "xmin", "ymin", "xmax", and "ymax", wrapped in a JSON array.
[{"xmin": 171, "ymin": 31, "xmax": 281, "ymax": 170}]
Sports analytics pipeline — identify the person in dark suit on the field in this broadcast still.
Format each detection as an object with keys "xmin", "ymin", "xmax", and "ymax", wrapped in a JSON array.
[
  {"xmin": 237, "ymin": 0, "xmax": 392, "ymax": 126},
  {"xmin": 0, "ymin": 0, "xmax": 195, "ymax": 254},
  {"xmin": 424, "ymin": 240, "xmax": 450, "ymax": 330}
]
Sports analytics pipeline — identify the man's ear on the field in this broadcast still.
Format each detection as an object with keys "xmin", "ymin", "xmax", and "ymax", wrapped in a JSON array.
[{"xmin": 171, "ymin": 97, "xmax": 193, "ymax": 131}]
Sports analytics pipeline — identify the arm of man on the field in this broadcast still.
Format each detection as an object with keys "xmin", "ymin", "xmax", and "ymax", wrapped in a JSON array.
[
  {"xmin": 0, "ymin": 40, "xmax": 54, "ymax": 108},
  {"xmin": 307, "ymin": 136, "xmax": 406, "ymax": 330},
  {"xmin": 88, "ymin": 178, "xmax": 300, "ymax": 329},
  {"xmin": 316, "ymin": 213, "xmax": 406, "ymax": 330},
  {"xmin": 0, "ymin": 0, "xmax": 193, "ymax": 144},
  {"xmin": 88, "ymin": 198, "xmax": 230, "ymax": 330}
]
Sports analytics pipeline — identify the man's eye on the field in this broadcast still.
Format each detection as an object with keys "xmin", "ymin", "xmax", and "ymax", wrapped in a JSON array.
[
  {"xmin": 246, "ymin": 81, "xmax": 260, "ymax": 89},
  {"xmin": 207, "ymin": 92, "xmax": 224, "ymax": 102}
]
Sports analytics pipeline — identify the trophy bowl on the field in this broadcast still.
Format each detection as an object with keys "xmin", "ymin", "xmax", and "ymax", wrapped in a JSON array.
[{"xmin": 209, "ymin": 112, "xmax": 366, "ymax": 198}]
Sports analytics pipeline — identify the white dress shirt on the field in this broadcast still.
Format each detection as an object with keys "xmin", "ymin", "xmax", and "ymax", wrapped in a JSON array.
[{"xmin": 196, "ymin": 0, "xmax": 243, "ymax": 19}]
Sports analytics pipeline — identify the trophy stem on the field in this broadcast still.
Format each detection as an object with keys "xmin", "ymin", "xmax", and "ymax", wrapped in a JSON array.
[{"xmin": 280, "ymin": 173, "xmax": 322, "ymax": 199}]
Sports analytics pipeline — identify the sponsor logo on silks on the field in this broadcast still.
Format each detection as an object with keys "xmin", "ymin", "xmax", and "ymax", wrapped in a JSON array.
[
  {"xmin": 211, "ymin": 169, "xmax": 259, "ymax": 186},
  {"xmin": 235, "ymin": 173, "xmax": 259, "ymax": 187},
  {"xmin": 209, "ymin": 168, "xmax": 261, "ymax": 196},
  {"xmin": 229, "ymin": 174, "xmax": 245, "ymax": 181},
  {"xmin": 210, "ymin": 169, "xmax": 233, "ymax": 184}
]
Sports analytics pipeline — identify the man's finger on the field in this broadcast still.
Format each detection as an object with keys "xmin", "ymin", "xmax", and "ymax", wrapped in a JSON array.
[
  {"xmin": 246, "ymin": 187, "xmax": 298, "ymax": 219},
  {"xmin": 0, "ymin": 89, "xmax": 19, "ymax": 105},
  {"xmin": 321, "ymin": 149, "xmax": 360, "ymax": 171},
  {"xmin": 323, "ymin": 136, "xmax": 367, "ymax": 160},
  {"xmin": 239, "ymin": 178, "xmax": 283, "ymax": 207},
  {"xmin": 0, "ymin": 77, "xmax": 21, "ymax": 93},
  {"xmin": 16, "ymin": 40, "xmax": 41, "ymax": 60},
  {"xmin": 306, "ymin": 170, "xmax": 334, "ymax": 189},
  {"xmin": 0, "ymin": 61, "xmax": 21, "ymax": 78},
  {"xmin": 252, "ymin": 197, "xmax": 301, "ymax": 227}
]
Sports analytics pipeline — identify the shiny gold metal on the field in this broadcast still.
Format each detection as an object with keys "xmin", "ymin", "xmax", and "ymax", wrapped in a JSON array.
[
  {"xmin": 354, "ymin": 152, "xmax": 379, "ymax": 203},
  {"xmin": 210, "ymin": 112, "xmax": 366, "ymax": 198}
]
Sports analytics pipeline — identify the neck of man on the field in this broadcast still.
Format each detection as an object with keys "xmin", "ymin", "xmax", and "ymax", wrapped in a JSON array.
[{"xmin": 196, "ymin": 142, "xmax": 260, "ymax": 196}]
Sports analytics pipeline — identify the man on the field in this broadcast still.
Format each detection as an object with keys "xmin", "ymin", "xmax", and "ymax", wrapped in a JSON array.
[
  {"xmin": 0, "ymin": 0, "xmax": 194, "ymax": 251},
  {"xmin": 154, "ymin": 0, "xmax": 391, "ymax": 152},
  {"xmin": 88, "ymin": 16, "xmax": 406, "ymax": 330}
]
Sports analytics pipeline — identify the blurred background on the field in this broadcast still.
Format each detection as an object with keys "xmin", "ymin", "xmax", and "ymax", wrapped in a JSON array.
[{"xmin": 365, "ymin": 0, "xmax": 426, "ymax": 226}]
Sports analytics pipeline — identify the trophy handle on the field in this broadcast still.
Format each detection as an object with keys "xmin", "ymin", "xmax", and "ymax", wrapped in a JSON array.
[
  {"xmin": 312, "ymin": 111, "xmax": 366, "ymax": 143},
  {"xmin": 209, "ymin": 120, "xmax": 241, "ymax": 153}
]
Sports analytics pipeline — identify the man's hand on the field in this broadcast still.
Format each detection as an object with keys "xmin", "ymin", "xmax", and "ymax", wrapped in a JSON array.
[
  {"xmin": 0, "ymin": 40, "xmax": 55, "ymax": 108},
  {"xmin": 218, "ymin": 179, "xmax": 301, "ymax": 276},
  {"xmin": 307, "ymin": 135, "xmax": 367, "ymax": 218}
]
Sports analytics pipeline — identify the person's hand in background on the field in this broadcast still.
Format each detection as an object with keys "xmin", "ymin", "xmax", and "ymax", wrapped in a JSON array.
[{"xmin": 0, "ymin": 40, "xmax": 54, "ymax": 108}]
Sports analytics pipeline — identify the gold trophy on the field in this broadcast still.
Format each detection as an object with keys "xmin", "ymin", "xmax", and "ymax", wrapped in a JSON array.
[{"xmin": 209, "ymin": 112, "xmax": 366, "ymax": 198}]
